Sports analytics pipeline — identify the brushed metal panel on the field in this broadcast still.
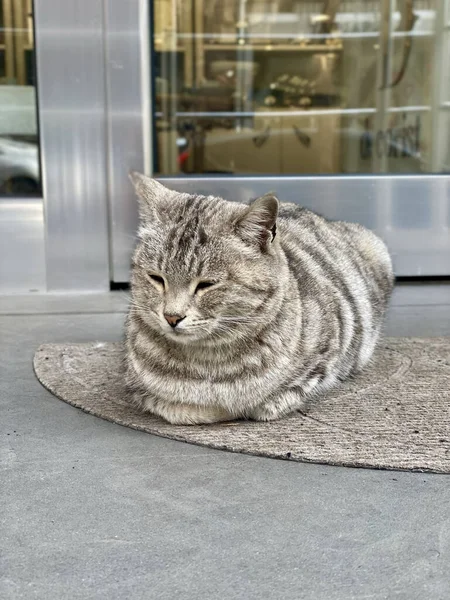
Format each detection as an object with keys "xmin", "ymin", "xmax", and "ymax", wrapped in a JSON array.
[
  {"xmin": 0, "ymin": 199, "xmax": 46, "ymax": 293},
  {"xmin": 111, "ymin": 174, "xmax": 450, "ymax": 279},
  {"xmin": 158, "ymin": 175, "xmax": 450, "ymax": 277},
  {"xmin": 105, "ymin": 0, "xmax": 149, "ymax": 283},
  {"xmin": 34, "ymin": 0, "xmax": 109, "ymax": 291}
]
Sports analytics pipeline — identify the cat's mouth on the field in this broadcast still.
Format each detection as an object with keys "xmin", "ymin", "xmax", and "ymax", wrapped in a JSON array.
[
  {"xmin": 162, "ymin": 321, "xmax": 203, "ymax": 337},
  {"xmin": 165, "ymin": 328, "xmax": 204, "ymax": 344},
  {"xmin": 165, "ymin": 322, "xmax": 228, "ymax": 345}
]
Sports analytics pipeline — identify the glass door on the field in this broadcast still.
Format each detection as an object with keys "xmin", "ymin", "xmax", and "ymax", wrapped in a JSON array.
[
  {"xmin": 106, "ymin": 0, "xmax": 450, "ymax": 281},
  {"xmin": 154, "ymin": 0, "xmax": 449, "ymax": 177}
]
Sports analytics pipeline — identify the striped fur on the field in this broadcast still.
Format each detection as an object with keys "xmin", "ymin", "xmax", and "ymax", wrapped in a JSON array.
[{"xmin": 125, "ymin": 173, "xmax": 394, "ymax": 424}]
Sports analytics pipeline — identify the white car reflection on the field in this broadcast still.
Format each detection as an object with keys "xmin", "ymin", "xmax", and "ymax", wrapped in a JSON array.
[{"xmin": 0, "ymin": 138, "xmax": 40, "ymax": 195}]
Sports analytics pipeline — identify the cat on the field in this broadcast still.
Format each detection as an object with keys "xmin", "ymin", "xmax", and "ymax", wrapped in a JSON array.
[{"xmin": 125, "ymin": 172, "xmax": 394, "ymax": 425}]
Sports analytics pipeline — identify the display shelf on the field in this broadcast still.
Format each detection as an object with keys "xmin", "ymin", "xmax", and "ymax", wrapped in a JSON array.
[
  {"xmin": 170, "ymin": 105, "xmax": 431, "ymax": 119},
  {"xmin": 154, "ymin": 41, "xmax": 342, "ymax": 53},
  {"xmin": 155, "ymin": 34, "xmax": 432, "ymax": 55},
  {"xmin": 203, "ymin": 43, "xmax": 343, "ymax": 52},
  {"xmin": 154, "ymin": 35, "xmax": 430, "ymax": 54},
  {"xmin": 174, "ymin": 31, "xmax": 434, "ymax": 41}
]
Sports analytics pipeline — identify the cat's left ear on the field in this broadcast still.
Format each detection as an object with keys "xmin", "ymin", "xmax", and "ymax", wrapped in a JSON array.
[
  {"xmin": 129, "ymin": 171, "xmax": 170, "ymax": 222},
  {"xmin": 235, "ymin": 193, "xmax": 279, "ymax": 251}
]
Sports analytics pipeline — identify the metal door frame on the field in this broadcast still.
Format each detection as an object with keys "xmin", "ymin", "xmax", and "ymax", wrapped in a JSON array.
[
  {"xmin": 104, "ymin": 0, "xmax": 151, "ymax": 284},
  {"xmin": 34, "ymin": 0, "xmax": 110, "ymax": 292}
]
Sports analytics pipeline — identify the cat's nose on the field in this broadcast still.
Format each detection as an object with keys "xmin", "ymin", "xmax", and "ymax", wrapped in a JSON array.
[{"xmin": 164, "ymin": 314, "xmax": 185, "ymax": 328}]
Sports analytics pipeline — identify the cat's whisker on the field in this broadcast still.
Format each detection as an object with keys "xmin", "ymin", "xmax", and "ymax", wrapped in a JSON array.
[
  {"xmin": 128, "ymin": 303, "xmax": 160, "ymax": 322},
  {"xmin": 220, "ymin": 314, "xmax": 266, "ymax": 321},
  {"xmin": 219, "ymin": 317, "xmax": 266, "ymax": 326}
]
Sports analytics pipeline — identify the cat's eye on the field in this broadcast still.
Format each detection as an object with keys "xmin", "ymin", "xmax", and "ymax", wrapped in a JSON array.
[
  {"xmin": 149, "ymin": 274, "xmax": 165, "ymax": 287},
  {"xmin": 195, "ymin": 281, "xmax": 215, "ymax": 294}
]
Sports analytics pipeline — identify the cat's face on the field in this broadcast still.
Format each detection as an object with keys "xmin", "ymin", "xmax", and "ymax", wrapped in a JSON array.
[{"xmin": 129, "ymin": 174, "xmax": 282, "ymax": 345}]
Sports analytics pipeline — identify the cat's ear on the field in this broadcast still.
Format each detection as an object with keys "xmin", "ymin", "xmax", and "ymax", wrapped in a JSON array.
[
  {"xmin": 235, "ymin": 193, "xmax": 279, "ymax": 251},
  {"xmin": 129, "ymin": 171, "xmax": 170, "ymax": 221}
]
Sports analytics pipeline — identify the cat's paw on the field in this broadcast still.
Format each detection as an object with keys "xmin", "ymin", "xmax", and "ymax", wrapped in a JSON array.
[
  {"xmin": 248, "ymin": 403, "xmax": 284, "ymax": 422},
  {"xmin": 249, "ymin": 391, "xmax": 306, "ymax": 422},
  {"xmin": 151, "ymin": 402, "xmax": 235, "ymax": 426}
]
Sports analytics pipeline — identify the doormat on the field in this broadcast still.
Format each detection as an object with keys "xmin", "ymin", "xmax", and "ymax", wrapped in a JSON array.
[{"xmin": 33, "ymin": 338, "xmax": 450, "ymax": 473}]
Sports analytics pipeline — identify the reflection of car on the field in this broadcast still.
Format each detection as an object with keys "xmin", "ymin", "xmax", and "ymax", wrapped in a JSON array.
[{"xmin": 0, "ymin": 138, "xmax": 40, "ymax": 195}]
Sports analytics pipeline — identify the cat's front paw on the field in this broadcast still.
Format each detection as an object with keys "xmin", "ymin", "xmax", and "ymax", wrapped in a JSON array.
[
  {"xmin": 249, "ymin": 391, "xmax": 305, "ymax": 422},
  {"xmin": 151, "ymin": 401, "xmax": 235, "ymax": 426},
  {"xmin": 249, "ymin": 403, "xmax": 284, "ymax": 422}
]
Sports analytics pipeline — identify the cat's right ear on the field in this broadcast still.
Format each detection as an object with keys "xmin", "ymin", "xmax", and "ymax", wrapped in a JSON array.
[
  {"xmin": 129, "ymin": 171, "xmax": 169, "ymax": 222},
  {"xmin": 234, "ymin": 193, "xmax": 279, "ymax": 252}
]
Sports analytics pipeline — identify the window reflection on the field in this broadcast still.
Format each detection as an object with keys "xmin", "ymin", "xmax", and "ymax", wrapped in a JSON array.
[
  {"xmin": 0, "ymin": 0, "xmax": 40, "ymax": 195},
  {"xmin": 153, "ymin": 0, "xmax": 449, "ymax": 176}
]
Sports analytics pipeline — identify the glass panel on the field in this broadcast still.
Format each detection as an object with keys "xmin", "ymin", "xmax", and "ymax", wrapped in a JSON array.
[
  {"xmin": 0, "ymin": 0, "xmax": 40, "ymax": 195},
  {"xmin": 153, "ymin": 0, "xmax": 449, "ymax": 176}
]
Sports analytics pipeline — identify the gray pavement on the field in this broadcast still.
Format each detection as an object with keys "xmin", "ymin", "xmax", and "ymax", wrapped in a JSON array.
[{"xmin": 1, "ymin": 285, "xmax": 450, "ymax": 600}]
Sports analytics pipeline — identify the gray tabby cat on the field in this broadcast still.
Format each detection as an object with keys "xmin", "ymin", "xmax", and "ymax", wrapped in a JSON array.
[{"xmin": 125, "ymin": 173, "xmax": 394, "ymax": 424}]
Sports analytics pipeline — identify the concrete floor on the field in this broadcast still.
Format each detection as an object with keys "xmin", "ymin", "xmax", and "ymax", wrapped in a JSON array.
[{"xmin": 1, "ymin": 284, "xmax": 450, "ymax": 600}]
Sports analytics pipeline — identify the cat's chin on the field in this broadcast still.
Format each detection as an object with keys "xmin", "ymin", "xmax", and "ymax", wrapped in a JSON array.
[{"xmin": 164, "ymin": 329, "xmax": 205, "ymax": 345}]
